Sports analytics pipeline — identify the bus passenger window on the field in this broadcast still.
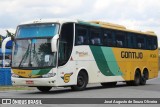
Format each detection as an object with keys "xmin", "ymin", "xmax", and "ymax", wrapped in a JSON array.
[
  {"xmin": 147, "ymin": 37, "xmax": 152, "ymax": 50},
  {"xmin": 153, "ymin": 37, "xmax": 157, "ymax": 50},
  {"xmin": 90, "ymin": 29, "xmax": 102, "ymax": 45},
  {"xmin": 136, "ymin": 36, "xmax": 145, "ymax": 49},
  {"xmin": 147, "ymin": 36, "xmax": 157, "ymax": 50},
  {"xmin": 115, "ymin": 32, "xmax": 126, "ymax": 48},
  {"xmin": 75, "ymin": 26, "xmax": 89, "ymax": 45},
  {"xmin": 103, "ymin": 30, "xmax": 113, "ymax": 47}
]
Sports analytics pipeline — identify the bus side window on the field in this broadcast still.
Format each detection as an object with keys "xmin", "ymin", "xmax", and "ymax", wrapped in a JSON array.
[
  {"xmin": 75, "ymin": 25, "xmax": 89, "ymax": 45},
  {"xmin": 115, "ymin": 32, "xmax": 126, "ymax": 48},
  {"xmin": 147, "ymin": 37, "xmax": 152, "ymax": 50},
  {"xmin": 148, "ymin": 36, "xmax": 158, "ymax": 50},
  {"xmin": 136, "ymin": 35, "xmax": 146, "ymax": 49},
  {"xmin": 152, "ymin": 36, "xmax": 158, "ymax": 50},
  {"xmin": 103, "ymin": 30, "xmax": 113, "ymax": 47},
  {"xmin": 90, "ymin": 28, "xmax": 102, "ymax": 46},
  {"xmin": 127, "ymin": 33, "xmax": 132, "ymax": 48}
]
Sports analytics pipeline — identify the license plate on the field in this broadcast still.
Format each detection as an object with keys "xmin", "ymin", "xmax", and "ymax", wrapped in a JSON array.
[{"xmin": 26, "ymin": 80, "xmax": 34, "ymax": 85}]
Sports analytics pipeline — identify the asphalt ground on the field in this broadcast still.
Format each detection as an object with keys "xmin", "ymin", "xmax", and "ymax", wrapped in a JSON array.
[{"xmin": 0, "ymin": 73, "xmax": 160, "ymax": 107}]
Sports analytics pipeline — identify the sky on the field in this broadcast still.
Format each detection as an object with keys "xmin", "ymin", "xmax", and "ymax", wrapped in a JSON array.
[{"xmin": 0, "ymin": 0, "xmax": 160, "ymax": 45}]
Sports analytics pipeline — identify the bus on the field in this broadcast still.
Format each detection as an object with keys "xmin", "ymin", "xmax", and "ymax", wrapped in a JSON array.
[{"xmin": 11, "ymin": 19, "xmax": 158, "ymax": 92}]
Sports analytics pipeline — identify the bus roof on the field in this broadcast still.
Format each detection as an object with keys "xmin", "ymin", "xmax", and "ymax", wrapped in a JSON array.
[
  {"xmin": 21, "ymin": 18, "xmax": 78, "ymax": 25},
  {"xmin": 88, "ymin": 21, "xmax": 156, "ymax": 36},
  {"xmin": 20, "ymin": 19, "xmax": 156, "ymax": 36}
]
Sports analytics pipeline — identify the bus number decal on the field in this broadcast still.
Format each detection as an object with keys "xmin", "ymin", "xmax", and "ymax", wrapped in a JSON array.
[
  {"xmin": 150, "ymin": 54, "xmax": 157, "ymax": 58},
  {"xmin": 61, "ymin": 73, "xmax": 73, "ymax": 83}
]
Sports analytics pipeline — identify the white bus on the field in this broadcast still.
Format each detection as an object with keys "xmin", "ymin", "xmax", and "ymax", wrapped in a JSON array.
[{"xmin": 11, "ymin": 19, "xmax": 158, "ymax": 92}]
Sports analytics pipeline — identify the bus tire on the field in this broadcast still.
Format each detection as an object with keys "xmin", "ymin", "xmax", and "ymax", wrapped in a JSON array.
[
  {"xmin": 101, "ymin": 82, "xmax": 117, "ymax": 87},
  {"xmin": 126, "ymin": 70, "xmax": 141, "ymax": 86},
  {"xmin": 132, "ymin": 70, "xmax": 141, "ymax": 86},
  {"xmin": 71, "ymin": 71, "xmax": 88, "ymax": 91},
  {"xmin": 140, "ymin": 70, "xmax": 148, "ymax": 85},
  {"xmin": 37, "ymin": 86, "xmax": 52, "ymax": 92},
  {"xmin": 126, "ymin": 81, "xmax": 132, "ymax": 86}
]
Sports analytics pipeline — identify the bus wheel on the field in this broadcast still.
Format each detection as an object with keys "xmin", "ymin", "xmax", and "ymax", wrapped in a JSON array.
[
  {"xmin": 71, "ymin": 71, "xmax": 88, "ymax": 91},
  {"xmin": 101, "ymin": 82, "xmax": 117, "ymax": 87},
  {"xmin": 126, "ymin": 81, "xmax": 132, "ymax": 86},
  {"xmin": 126, "ymin": 71, "xmax": 141, "ymax": 86},
  {"xmin": 140, "ymin": 70, "xmax": 148, "ymax": 85},
  {"xmin": 37, "ymin": 86, "xmax": 52, "ymax": 92},
  {"xmin": 133, "ymin": 71, "xmax": 141, "ymax": 86}
]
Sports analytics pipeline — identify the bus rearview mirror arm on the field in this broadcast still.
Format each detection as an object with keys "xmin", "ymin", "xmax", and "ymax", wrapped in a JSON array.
[{"xmin": 51, "ymin": 34, "xmax": 59, "ymax": 52}]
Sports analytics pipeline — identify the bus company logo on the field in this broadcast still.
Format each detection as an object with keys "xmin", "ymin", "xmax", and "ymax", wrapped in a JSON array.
[
  {"xmin": 2, "ymin": 99, "xmax": 11, "ymax": 104},
  {"xmin": 121, "ymin": 51, "xmax": 143, "ymax": 59},
  {"xmin": 61, "ymin": 73, "xmax": 73, "ymax": 83},
  {"xmin": 76, "ymin": 51, "xmax": 88, "ymax": 57},
  {"xmin": 17, "ymin": 71, "xmax": 26, "ymax": 74}
]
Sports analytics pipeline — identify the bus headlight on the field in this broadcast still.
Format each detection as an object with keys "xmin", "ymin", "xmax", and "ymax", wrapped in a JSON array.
[
  {"xmin": 12, "ymin": 73, "xmax": 19, "ymax": 78},
  {"xmin": 42, "ymin": 73, "xmax": 56, "ymax": 78}
]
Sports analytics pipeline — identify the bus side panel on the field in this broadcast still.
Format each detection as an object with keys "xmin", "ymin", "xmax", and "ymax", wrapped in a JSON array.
[
  {"xmin": 74, "ymin": 46, "xmax": 125, "ymax": 83},
  {"xmin": 112, "ymin": 48, "xmax": 159, "ymax": 81},
  {"xmin": 147, "ymin": 49, "xmax": 159, "ymax": 79},
  {"xmin": 57, "ymin": 61, "xmax": 77, "ymax": 86},
  {"xmin": 56, "ymin": 46, "xmax": 158, "ymax": 86}
]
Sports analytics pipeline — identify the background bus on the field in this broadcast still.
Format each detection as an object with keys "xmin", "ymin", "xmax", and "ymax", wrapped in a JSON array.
[{"xmin": 11, "ymin": 19, "xmax": 158, "ymax": 92}]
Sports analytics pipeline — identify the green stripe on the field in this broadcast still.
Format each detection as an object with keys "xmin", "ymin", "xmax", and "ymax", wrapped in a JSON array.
[
  {"xmin": 101, "ymin": 47, "xmax": 122, "ymax": 76},
  {"xmin": 78, "ymin": 21, "xmax": 101, "ymax": 27},
  {"xmin": 31, "ymin": 68, "xmax": 51, "ymax": 75},
  {"xmin": 90, "ymin": 46, "xmax": 122, "ymax": 76}
]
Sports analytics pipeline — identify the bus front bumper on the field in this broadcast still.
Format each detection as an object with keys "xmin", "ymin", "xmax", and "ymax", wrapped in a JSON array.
[{"xmin": 11, "ymin": 77, "xmax": 57, "ymax": 87}]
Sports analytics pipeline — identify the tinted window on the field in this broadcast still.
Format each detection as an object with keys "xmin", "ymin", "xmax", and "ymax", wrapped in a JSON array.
[
  {"xmin": 90, "ymin": 28, "xmax": 102, "ymax": 45},
  {"xmin": 153, "ymin": 37, "xmax": 158, "ymax": 50},
  {"xmin": 127, "ymin": 33, "xmax": 135, "ymax": 48},
  {"xmin": 135, "ymin": 35, "xmax": 146, "ymax": 49},
  {"xmin": 58, "ymin": 23, "xmax": 74, "ymax": 66},
  {"xmin": 103, "ymin": 30, "xmax": 114, "ymax": 47},
  {"xmin": 147, "ymin": 36, "xmax": 157, "ymax": 50},
  {"xmin": 115, "ymin": 31, "xmax": 127, "ymax": 48},
  {"xmin": 75, "ymin": 24, "xmax": 158, "ymax": 50},
  {"xmin": 75, "ymin": 25, "xmax": 89, "ymax": 45}
]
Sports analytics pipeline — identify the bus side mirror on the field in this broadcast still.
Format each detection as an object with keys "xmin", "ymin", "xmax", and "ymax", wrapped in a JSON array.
[
  {"xmin": 2, "ymin": 37, "xmax": 11, "ymax": 54},
  {"xmin": 51, "ymin": 34, "xmax": 59, "ymax": 52}
]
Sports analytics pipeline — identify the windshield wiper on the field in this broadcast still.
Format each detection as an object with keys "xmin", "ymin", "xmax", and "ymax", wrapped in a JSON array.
[
  {"xmin": 18, "ymin": 44, "xmax": 30, "ymax": 67},
  {"xmin": 32, "ymin": 44, "xmax": 40, "ymax": 66}
]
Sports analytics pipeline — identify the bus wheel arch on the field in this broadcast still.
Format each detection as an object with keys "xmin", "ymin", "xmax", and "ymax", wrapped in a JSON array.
[{"xmin": 71, "ymin": 69, "xmax": 89, "ymax": 91}]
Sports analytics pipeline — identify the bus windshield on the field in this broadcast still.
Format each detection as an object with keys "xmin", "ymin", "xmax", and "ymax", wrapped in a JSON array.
[
  {"xmin": 12, "ymin": 23, "xmax": 59, "ymax": 69},
  {"xmin": 12, "ymin": 39, "xmax": 57, "ymax": 68}
]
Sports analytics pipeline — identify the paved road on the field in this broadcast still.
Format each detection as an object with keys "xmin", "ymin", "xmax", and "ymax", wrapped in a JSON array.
[{"xmin": 0, "ymin": 74, "xmax": 160, "ymax": 107}]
